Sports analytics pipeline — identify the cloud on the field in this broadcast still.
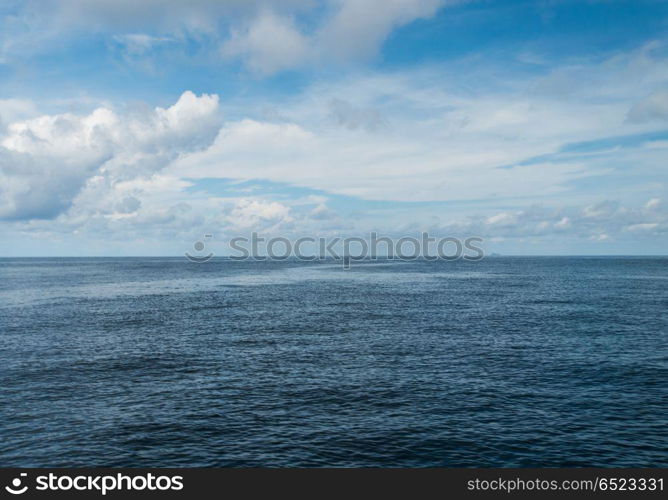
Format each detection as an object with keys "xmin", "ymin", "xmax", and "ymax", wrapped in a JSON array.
[
  {"xmin": 627, "ymin": 90, "xmax": 668, "ymax": 123},
  {"xmin": 589, "ymin": 233, "xmax": 610, "ymax": 242},
  {"xmin": 309, "ymin": 203, "xmax": 337, "ymax": 220},
  {"xmin": 17, "ymin": 0, "xmax": 314, "ymax": 34},
  {"xmin": 328, "ymin": 98, "xmax": 388, "ymax": 131},
  {"xmin": 428, "ymin": 198, "xmax": 668, "ymax": 241},
  {"xmin": 112, "ymin": 33, "xmax": 175, "ymax": 55},
  {"xmin": 221, "ymin": 11, "xmax": 311, "ymax": 75},
  {"xmin": 0, "ymin": 0, "xmax": 314, "ymax": 64},
  {"xmin": 0, "ymin": 99, "xmax": 38, "ymax": 130},
  {"xmin": 170, "ymin": 41, "xmax": 668, "ymax": 207},
  {"xmin": 0, "ymin": 91, "xmax": 220, "ymax": 220},
  {"xmin": 116, "ymin": 196, "xmax": 141, "ymax": 214},
  {"xmin": 582, "ymin": 200, "xmax": 621, "ymax": 220},
  {"xmin": 221, "ymin": 0, "xmax": 448, "ymax": 74},
  {"xmin": 317, "ymin": 0, "xmax": 445, "ymax": 62},
  {"xmin": 2, "ymin": 0, "xmax": 445, "ymax": 74},
  {"xmin": 1, "ymin": 41, "xmax": 667, "ymax": 253},
  {"xmin": 554, "ymin": 216, "xmax": 571, "ymax": 229},
  {"xmin": 485, "ymin": 213, "xmax": 518, "ymax": 227},
  {"xmin": 626, "ymin": 222, "xmax": 659, "ymax": 232},
  {"xmin": 645, "ymin": 198, "xmax": 662, "ymax": 211},
  {"xmin": 227, "ymin": 198, "xmax": 294, "ymax": 230},
  {"xmin": 110, "ymin": 34, "xmax": 178, "ymax": 71}
]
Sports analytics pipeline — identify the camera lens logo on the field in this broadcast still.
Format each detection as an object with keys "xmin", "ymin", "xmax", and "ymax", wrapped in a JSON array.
[
  {"xmin": 185, "ymin": 234, "xmax": 214, "ymax": 263},
  {"xmin": 5, "ymin": 473, "xmax": 28, "ymax": 495}
]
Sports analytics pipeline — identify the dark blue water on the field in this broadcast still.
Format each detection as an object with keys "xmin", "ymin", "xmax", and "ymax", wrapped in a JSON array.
[{"xmin": 1, "ymin": 257, "xmax": 666, "ymax": 467}]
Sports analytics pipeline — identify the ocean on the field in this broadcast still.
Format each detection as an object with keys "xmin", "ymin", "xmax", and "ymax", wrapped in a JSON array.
[{"xmin": 1, "ymin": 257, "xmax": 666, "ymax": 467}]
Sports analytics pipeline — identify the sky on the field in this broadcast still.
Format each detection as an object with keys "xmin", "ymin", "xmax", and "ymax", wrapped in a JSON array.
[{"xmin": 1, "ymin": 0, "xmax": 668, "ymax": 256}]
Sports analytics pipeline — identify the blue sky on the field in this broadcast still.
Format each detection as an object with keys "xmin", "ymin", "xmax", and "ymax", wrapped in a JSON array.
[{"xmin": 1, "ymin": 0, "xmax": 668, "ymax": 256}]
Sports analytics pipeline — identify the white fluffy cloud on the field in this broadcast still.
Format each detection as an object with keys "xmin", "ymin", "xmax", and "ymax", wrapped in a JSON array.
[{"xmin": 0, "ymin": 91, "xmax": 220, "ymax": 220}]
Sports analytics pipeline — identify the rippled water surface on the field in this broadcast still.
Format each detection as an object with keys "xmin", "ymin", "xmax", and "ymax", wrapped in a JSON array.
[{"xmin": 1, "ymin": 257, "xmax": 667, "ymax": 466}]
